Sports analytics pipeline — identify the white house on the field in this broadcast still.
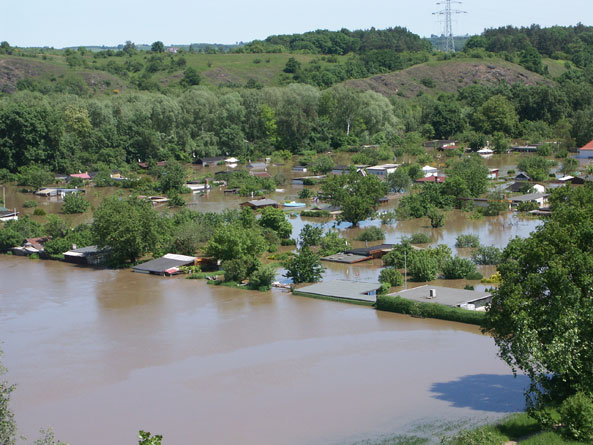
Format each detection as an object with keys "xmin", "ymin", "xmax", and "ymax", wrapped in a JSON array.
[
  {"xmin": 366, "ymin": 164, "xmax": 399, "ymax": 177},
  {"xmin": 422, "ymin": 165, "xmax": 438, "ymax": 177}
]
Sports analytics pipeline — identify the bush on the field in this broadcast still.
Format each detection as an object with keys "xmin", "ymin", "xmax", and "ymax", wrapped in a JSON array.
[
  {"xmin": 33, "ymin": 208, "xmax": 46, "ymax": 216},
  {"xmin": 356, "ymin": 226, "xmax": 385, "ymax": 242},
  {"xmin": 472, "ymin": 246, "xmax": 502, "ymax": 265},
  {"xmin": 222, "ymin": 256, "xmax": 260, "ymax": 283},
  {"xmin": 409, "ymin": 250, "xmax": 439, "ymax": 282},
  {"xmin": 517, "ymin": 201, "xmax": 540, "ymax": 212},
  {"xmin": 559, "ymin": 392, "xmax": 593, "ymax": 441},
  {"xmin": 319, "ymin": 231, "xmax": 349, "ymax": 256},
  {"xmin": 379, "ymin": 268, "xmax": 404, "ymax": 287},
  {"xmin": 281, "ymin": 238, "xmax": 297, "ymax": 246},
  {"xmin": 299, "ymin": 224, "xmax": 324, "ymax": 247},
  {"xmin": 44, "ymin": 237, "xmax": 72, "ymax": 255},
  {"xmin": 408, "ymin": 233, "xmax": 431, "ymax": 244},
  {"xmin": 455, "ymin": 234, "xmax": 480, "ymax": 248},
  {"xmin": 0, "ymin": 228, "xmax": 23, "ymax": 250},
  {"xmin": 248, "ymin": 264, "xmax": 276, "ymax": 291},
  {"xmin": 62, "ymin": 193, "xmax": 90, "ymax": 214},
  {"xmin": 376, "ymin": 295, "xmax": 485, "ymax": 325},
  {"xmin": 442, "ymin": 257, "xmax": 478, "ymax": 279},
  {"xmin": 298, "ymin": 188, "xmax": 313, "ymax": 199},
  {"xmin": 22, "ymin": 200, "xmax": 38, "ymax": 208},
  {"xmin": 427, "ymin": 207, "xmax": 445, "ymax": 228}
]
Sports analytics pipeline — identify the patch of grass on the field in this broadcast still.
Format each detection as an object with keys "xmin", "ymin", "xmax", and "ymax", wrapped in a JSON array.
[{"xmin": 186, "ymin": 270, "xmax": 224, "ymax": 280}]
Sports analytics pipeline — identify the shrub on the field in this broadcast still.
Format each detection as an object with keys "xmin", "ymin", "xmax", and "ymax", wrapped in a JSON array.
[
  {"xmin": 472, "ymin": 246, "xmax": 502, "ymax": 265},
  {"xmin": 442, "ymin": 257, "xmax": 478, "ymax": 279},
  {"xmin": 298, "ymin": 188, "xmax": 313, "ymax": 199},
  {"xmin": 281, "ymin": 238, "xmax": 297, "ymax": 246},
  {"xmin": 319, "ymin": 231, "xmax": 349, "ymax": 256},
  {"xmin": 455, "ymin": 234, "xmax": 480, "ymax": 248},
  {"xmin": 427, "ymin": 207, "xmax": 445, "ymax": 228},
  {"xmin": 62, "ymin": 193, "xmax": 90, "ymax": 214},
  {"xmin": 33, "ymin": 208, "xmax": 46, "ymax": 216},
  {"xmin": 299, "ymin": 224, "xmax": 324, "ymax": 247},
  {"xmin": 517, "ymin": 201, "xmax": 539, "ymax": 212},
  {"xmin": 379, "ymin": 268, "xmax": 404, "ymax": 287},
  {"xmin": 408, "ymin": 233, "xmax": 431, "ymax": 244},
  {"xmin": 248, "ymin": 264, "xmax": 276, "ymax": 291},
  {"xmin": 409, "ymin": 250, "xmax": 439, "ymax": 282},
  {"xmin": 356, "ymin": 226, "xmax": 385, "ymax": 242},
  {"xmin": 22, "ymin": 200, "xmax": 38, "ymax": 208},
  {"xmin": 376, "ymin": 295, "xmax": 485, "ymax": 325},
  {"xmin": 383, "ymin": 242, "xmax": 415, "ymax": 268},
  {"xmin": 222, "ymin": 256, "xmax": 260, "ymax": 283},
  {"xmin": 0, "ymin": 228, "xmax": 23, "ymax": 250},
  {"xmin": 559, "ymin": 392, "xmax": 593, "ymax": 441},
  {"xmin": 44, "ymin": 238, "xmax": 72, "ymax": 255}
]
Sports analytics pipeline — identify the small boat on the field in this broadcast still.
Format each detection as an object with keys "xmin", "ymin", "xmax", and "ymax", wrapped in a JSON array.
[{"xmin": 283, "ymin": 201, "xmax": 306, "ymax": 208}]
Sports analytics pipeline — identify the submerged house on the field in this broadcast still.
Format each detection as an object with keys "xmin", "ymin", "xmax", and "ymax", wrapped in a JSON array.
[
  {"xmin": 578, "ymin": 140, "xmax": 593, "ymax": 158},
  {"xmin": 295, "ymin": 280, "xmax": 382, "ymax": 304},
  {"xmin": 391, "ymin": 285, "xmax": 492, "ymax": 310},
  {"xmin": 510, "ymin": 193, "xmax": 549, "ymax": 208},
  {"xmin": 345, "ymin": 244, "xmax": 395, "ymax": 259},
  {"xmin": 0, "ymin": 207, "xmax": 18, "ymax": 222},
  {"xmin": 240, "ymin": 198, "xmax": 279, "ymax": 210},
  {"xmin": 196, "ymin": 156, "xmax": 226, "ymax": 167},
  {"xmin": 63, "ymin": 246, "xmax": 112, "ymax": 266},
  {"xmin": 133, "ymin": 254, "xmax": 197, "ymax": 276},
  {"xmin": 365, "ymin": 164, "xmax": 399, "ymax": 177},
  {"xmin": 11, "ymin": 237, "xmax": 50, "ymax": 256}
]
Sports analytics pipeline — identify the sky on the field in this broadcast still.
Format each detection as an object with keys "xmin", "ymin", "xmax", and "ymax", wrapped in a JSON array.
[{"xmin": 2, "ymin": 0, "xmax": 592, "ymax": 48}]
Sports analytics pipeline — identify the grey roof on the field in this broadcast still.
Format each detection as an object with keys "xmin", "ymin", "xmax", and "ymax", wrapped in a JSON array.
[
  {"xmin": 345, "ymin": 244, "xmax": 395, "ymax": 256},
  {"xmin": 64, "ymin": 245, "xmax": 110, "ymax": 256},
  {"xmin": 296, "ymin": 280, "xmax": 381, "ymax": 303},
  {"xmin": 243, "ymin": 198, "xmax": 278, "ymax": 207},
  {"xmin": 321, "ymin": 253, "xmax": 371, "ymax": 264},
  {"xmin": 133, "ymin": 254, "xmax": 196, "ymax": 274},
  {"xmin": 390, "ymin": 285, "xmax": 492, "ymax": 308},
  {"xmin": 510, "ymin": 192, "xmax": 548, "ymax": 202}
]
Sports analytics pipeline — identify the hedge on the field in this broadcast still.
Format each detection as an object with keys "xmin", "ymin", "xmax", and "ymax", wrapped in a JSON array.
[{"xmin": 376, "ymin": 295, "xmax": 485, "ymax": 326}]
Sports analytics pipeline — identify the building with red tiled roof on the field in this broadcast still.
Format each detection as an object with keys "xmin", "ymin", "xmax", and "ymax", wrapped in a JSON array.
[{"xmin": 579, "ymin": 140, "xmax": 593, "ymax": 158}]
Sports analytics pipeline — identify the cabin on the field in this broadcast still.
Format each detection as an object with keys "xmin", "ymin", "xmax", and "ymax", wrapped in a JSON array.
[
  {"xmin": 514, "ymin": 172, "xmax": 531, "ymax": 182},
  {"xmin": 196, "ymin": 156, "xmax": 226, "ymax": 167},
  {"xmin": 578, "ymin": 140, "xmax": 593, "ymax": 158},
  {"xmin": 35, "ymin": 188, "xmax": 84, "ymax": 197},
  {"xmin": 63, "ymin": 246, "xmax": 112, "ymax": 266},
  {"xmin": 248, "ymin": 162, "xmax": 268, "ymax": 170},
  {"xmin": 415, "ymin": 175, "xmax": 446, "ymax": 184},
  {"xmin": 293, "ymin": 166, "xmax": 308, "ymax": 173},
  {"xmin": 185, "ymin": 182, "xmax": 211, "ymax": 193},
  {"xmin": 133, "ymin": 254, "xmax": 197, "ymax": 276},
  {"xmin": 365, "ymin": 164, "xmax": 399, "ymax": 177},
  {"xmin": 510, "ymin": 193, "xmax": 549, "ymax": 208},
  {"xmin": 345, "ymin": 244, "xmax": 395, "ymax": 259},
  {"xmin": 295, "ymin": 280, "xmax": 382, "ymax": 304},
  {"xmin": 11, "ymin": 237, "xmax": 50, "ymax": 256},
  {"xmin": 488, "ymin": 169, "xmax": 499, "ymax": 180},
  {"xmin": 331, "ymin": 165, "xmax": 367, "ymax": 176},
  {"xmin": 240, "ymin": 198, "xmax": 279, "ymax": 210},
  {"xmin": 292, "ymin": 175, "xmax": 326, "ymax": 185},
  {"xmin": 320, "ymin": 253, "xmax": 373, "ymax": 264},
  {"xmin": 391, "ymin": 285, "xmax": 492, "ymax": 310},
  {"xmin": 138, "ymin": 196, "xmax": 170, "ymax": 206},
  {"xmin": 511, "ymin": 145, "xmax": 538, "ymax": 153},
  {"xmin": 422, "ymin": 165, "xmax": 438, "ymax": 177},
  {"xmin": 250, "ymin": 171, "xmax": 272, "ymax": 178},
  {"xmin": 0, "ymin": 207, "xmax": 18, "ymax": 222},
  {"xmin": 68, "ymin": 172, "xmax": 91, "ymax": 181}
]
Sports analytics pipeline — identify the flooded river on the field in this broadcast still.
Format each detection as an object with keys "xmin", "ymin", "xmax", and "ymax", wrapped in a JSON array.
[{"xmin": 1, "ymin": 255, "xmax": 528, "ymax": 445}]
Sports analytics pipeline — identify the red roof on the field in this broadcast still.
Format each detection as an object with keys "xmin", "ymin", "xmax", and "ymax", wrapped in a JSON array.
[
  {"xmin": 70, "ymin": 173, "xmax": 91, "ymax": 180},
  {"xmin": 416, "ymin": 175, "xmax": 447, "ymax": 183},
  {"xmin": 581, "ymin": 140, "xmax": 593, "ymax": 150}
]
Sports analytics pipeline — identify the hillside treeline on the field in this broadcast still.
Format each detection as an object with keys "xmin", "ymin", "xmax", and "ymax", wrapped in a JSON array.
[{"xmin": 2, "ymin": 68, "xmax": 593, "ymax": 175}]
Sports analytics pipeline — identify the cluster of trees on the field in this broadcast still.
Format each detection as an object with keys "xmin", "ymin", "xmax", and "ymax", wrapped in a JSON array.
[{"xmin": 484, "ymin": 183, "xmax": 593, "ymax": 440}]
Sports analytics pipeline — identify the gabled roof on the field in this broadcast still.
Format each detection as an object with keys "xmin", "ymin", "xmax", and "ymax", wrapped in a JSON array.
[
  {"xmin": 580, "ymin": 140, "xmax": 593, "ymax": 150},
  {"xmin": 416, "ymin": 175, "xmax": 446, "ymax": 183}
]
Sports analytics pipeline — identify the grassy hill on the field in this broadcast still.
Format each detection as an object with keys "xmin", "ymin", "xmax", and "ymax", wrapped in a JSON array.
[
  {"xmin": 343, "ymin": 57, "xmax": 557, "ymax": 98},
  {"xmin": 0, "ymin": 51, "xmax": 568, "ymax": 97}
]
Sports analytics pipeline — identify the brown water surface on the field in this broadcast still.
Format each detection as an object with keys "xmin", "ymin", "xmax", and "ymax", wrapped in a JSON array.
[{"xmin": 0, "ymin": 256, "xmax": 527, "ymax": 444}]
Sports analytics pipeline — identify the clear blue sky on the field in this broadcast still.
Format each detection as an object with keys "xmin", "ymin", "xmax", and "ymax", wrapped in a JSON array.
[{"xmin": 2, "ymin": 0, "xmax": 591, "ymax": 48}]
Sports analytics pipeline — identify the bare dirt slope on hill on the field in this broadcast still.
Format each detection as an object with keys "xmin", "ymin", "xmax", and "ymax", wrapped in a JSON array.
[{"xmin": 345, "ymin": 59, "xmax": 553, "ymax": 98}]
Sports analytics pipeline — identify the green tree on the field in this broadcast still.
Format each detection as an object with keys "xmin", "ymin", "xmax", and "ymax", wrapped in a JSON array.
[
  {"xmin": 484, "ymin": 184, "xmax": 593, "ymax": 413},
  {"xmin": 158, "ymin": 160, "xmax": 187, "ymax": 193},
  {"xmin": 151, "ymin": 41, "xmax": 165, "ymax": 53},
  {"xmin": 181, "ymin": 67, "xmax": 201, "ymax": 86},
  {"xmin": 283, "ymin": 246, "xmax": 324, "ymax": 284},
  {"xmin": 441, "ymin": 256, "xmax": 477, "ymax": 279},
  {"xmin": 206, "ymin": 224, "xmax": 266, "ymax": 261},
  {"xmin": 248, "ymin": 264, "xmax": 276, "ymax": 291},
  {"xmin": 321, "ymin": 171, "xmax": 387, "ymax": 226},
  {"xmin": 386, "ymin": 168, "xmax": 411, "ymax": 193},
  {"xmin": 447, "ymin": 156, "xmax": 489, "ymax": 197},
  {"xmin": 319, "ymin": 231, "xmax": 349, "ymax": 256},
  {"xmin": 379, "ymin": 267, "xmax": 404, "ymax": 287},
  {"xmin": 517, "ymin": 156, "xmax": 554, "ymax": 181},
  {"xmin": 139, "ymin": 431, "xmax": 162, "ymax": 445},
  {"xmin": 299, "ymin": 224, "xmax": 324, "ymax": 247},
  {"xmin": 427, "ymin": 207, "xmax": 445, "ymax": 228},
  {"xmin": 0, "ymin": 348, "xmax": 16, "ymax": 445},
  {"xmin": 408, "ymin": 249, "xmax": 439, "ymax": 282},
  {"xmin": 474, "ymin": 95, "xmax": 519, "ymax": 136},
  {"xmin": 311, "ymin": 155, "xmax": 334, "ymax": 174},
  {"xmin": 91, "ymin": 196, "xmax": 167, "ymax": 263},
  {"xmin": 284, "ymin": 57, "xmax": 301, "ymax": 74},
  {"xmin": 258, "ymin": 206, "xmax": 292, "ymax": 239},
  {"xmin": 62, "ymin": 193, "xmax": 90, "ymax": 214}
]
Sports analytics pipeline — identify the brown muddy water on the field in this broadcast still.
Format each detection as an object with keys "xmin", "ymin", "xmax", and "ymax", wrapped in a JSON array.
[{"xmin": 0, "ymin": 255, "xmax": 529, "ymax": 445}]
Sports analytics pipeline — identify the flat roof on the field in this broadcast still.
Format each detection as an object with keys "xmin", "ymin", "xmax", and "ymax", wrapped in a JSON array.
[
  {"xmin": 133, "ymin": 254, "xmax": 196, "ymax": 274},
  {"xmin": 296, "ymin": 280, "xmax": 381, "ymax": 303},
  {"xmin": 511, "ymin": 193, "xmax": 548, "ymax": 202},
  {"xmin": 390, "ymin": 285, "xmax": 492, "ymax": 307},
  {"xmin": 321, "ymin": 253, "xmax": 371, "ymax": 264},
  {"xmin": 346, "ymin": 244, "xmax": 395, "ymax": 256}
]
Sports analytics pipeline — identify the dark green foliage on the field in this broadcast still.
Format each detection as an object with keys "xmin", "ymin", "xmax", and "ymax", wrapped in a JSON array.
[
  {"xmin": 62, "ymin": 193, "xmax": 90, "ymax": 214},
  {"xmin": 442, "ymin": 257, "xmax": 478, "ymax": 279},
  {"xmin": 258, "ymin": 206, "xmax": 292, "ymax": 239},
  {"xmin": 248, "ymin": 264, "xmax": 276, "ymax": 291},
  {"xmin": 22, "ymin": 200, "xmax": 37, "ymax": 208},
  {"xmin": 298, "ymin": 188, "xmax": 313, "ymax": 199},
  {"xmin": 17, "ymin": 166, "xmax": 54, "ymax": 190},
  {"xmin": 397, "ymin": 183, "xmax": 455, "ymax": 219},
  {"xmin": 151, "ymin": 41, "xmax": 165, "ymax": 53},
  {"xmin": 91, "ymin": 196, "xmax": 168, "ymax": 263},
  {"xmin": 455, "ymin": 234, "xmax": 480, "ymax": 248},
  {"xmin": 283, "ymin": 57, "xmax": 301, "ymax": 73},
  {"xmin": 281, "ymin": 238, "xmax": 296, "ymax": 246},
  {"xmin": 408, "ymin": 249, "xmax": 439, "ymax": 282},
  {"xmin": 379, "ymin": 267, "xmax": 403, "ymax": 287},
  {"xmin": 376, "ymin": 296, "xmax": 485, "ymax": 325},
  {"xmin": 447, "ymin": 156, "xmax": 490, "ymax": 197},
  {"xmin": 517, "ymin": 156, "xmax": 555, "ymax": 181},
  {"xmin": 356, "ymin": 226, "xmax": 385, "ymax": 242},
  {"xmin": 157, "ymin": 160, "xmax": 187, "ymax": 194},
  {"xmin": 283, "ymin": 246, "xmax": 324, "ymax": 284},
  {"xmin": 386, "ymin": 168, "xmax": 412, "ymax": 193},
  {"xmin": 383, "ymin": 241, "xmax": 415, "ymax": 268},
  {"xmin": 311, "ymin": 155, "xmax": 334, "ymax": 174},
  {"xmin": 43, "ymin": 238, "xmax": 72, "ymax": 256},
  {"xmin": 206, "ymin": 223, "xmax": 267, "ymax": 262},
  {"xmin": 138, "ymin": 430, "xmax": 162, "ymax": 445},
  {"xmin": 472, "ymin": 246, "xmax": 502, "ymax": 265},
  {"xmin": 517, "ymin": 201, "xmax": 540, "ymax": 212},
  {"xmin": 0, "ymin": 229, "xmax": 23, "ymax": 250},
  {"xmin": 0, "ymin": 348, "xmax": 16, "ymax": 445},
  {"xmin": 559, "ymin": 392, "xmax": 593, "ymax": 441},
  {"xmin": 318, "ymin": 231, "xmax": 349, "ymax": 256},
  {"xmin": 408, "ymin": 233, "xmax": 432, "ymax": 244},
  {"xmin": 299, "ymin": 224, "xmax": 324, "ymax": 247},
  {"xmin": 181, "ymin": 67, "xmax": 201, "ymax": 86},
  {"xmin": 223, "ymin": 256, "xmax": 260, "ymax": 283}
]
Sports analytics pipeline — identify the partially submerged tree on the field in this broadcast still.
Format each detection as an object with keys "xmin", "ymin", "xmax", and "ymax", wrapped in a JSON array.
[{"xmin": 283, "ymin": 246, "xmax": 324, "ymax": 284}]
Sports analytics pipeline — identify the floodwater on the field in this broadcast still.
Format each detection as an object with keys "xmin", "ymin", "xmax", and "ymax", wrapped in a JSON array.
[{"xmin": 0, "ymin": 256, "xmax": 528, "ymax": 445}]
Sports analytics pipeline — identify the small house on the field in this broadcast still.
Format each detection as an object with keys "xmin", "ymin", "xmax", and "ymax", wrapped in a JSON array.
[
  {"xmin": 196, "ymin": 156, "xmax": 226, "ymax": 167},
  {"xmin": 0, "ymin": 207, "xmax": 18, "ymax": 222},
  {"xmin": 391, "ymin": 285, "xmax": 492, "ymax": 310},
  {"xmin": 515, "ymin": 172, "xmax": 531, "ymax": 182},
  {"xmin": 424, "ymin": 140, "xmax": 457, "ymax": 150},
  {"xmin": 488, "ymin": 169, "xmax": 499, "ymax": 180},
  {"xmin": 415, "ymin": 175, "xmax": 446, "ymax": 183},
  {"xmin": 225, "ymin": 157, "xmax": 239, "ymax": 165},
  {"xmin": 240, "ymin": 198, "xmax": 279, "ymax": 210},
  {"xmin": 331, "ymin": 165, "xmax": 367, "ymax": 176},
  {"xmin": 295, "ymin": 280, "xmax": 382, "ymax": 304},
  {"xmin": 64, "ymin": 246, "xmax": 112, "ymax": 266},
  {"xmin": 133, "ymin": 254, "xmax": 197, "ymax": 276},
  {"xmin": 293, "ymin": 166, "xmax": 308, "ymax": 173},
  {"xmin": 248, "ymin": 162, "xmax": 267, "ymax": 170},
  {"xmin": 345, "ymin": 244, "xmax": 395, "ymax": 259},
  {"xmin": 11, "ymin": 237, "xmax": 50, "ymax": 256},
  {"xmin": 69, "ymin": 172, "xmax": 91, "ymax": 181},
  {"xmin": 578, "ymin": 140, "xmax": 593, "ymax": 158},
  {"xmin": 250, "ymin": 171, "xmax": 272, "ymax": 178},
  {"xmin": 422, "ymin": 165, "xmax": 438, "ymax": 177},
  {"xmin": 365, "ymin": 164, "xmax": 399, "ymax": 177},
  {"xmin": 511, "ymin": 145, "xmax": 538, "ymax": 153},
  {"xmin": 510, "ymin": 193, "xmax": 549, "ymax": 208}
]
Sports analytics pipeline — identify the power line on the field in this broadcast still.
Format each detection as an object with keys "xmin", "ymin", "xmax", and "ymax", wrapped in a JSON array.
[{"xmin": 433, "ymin": 0, "xmax": 467, "ymax": 52}]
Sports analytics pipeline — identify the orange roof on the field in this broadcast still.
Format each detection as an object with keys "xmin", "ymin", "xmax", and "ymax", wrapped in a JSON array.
[{"xmin": 581, "ymin": 140, "xmax": 593, "ymax": 150}]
